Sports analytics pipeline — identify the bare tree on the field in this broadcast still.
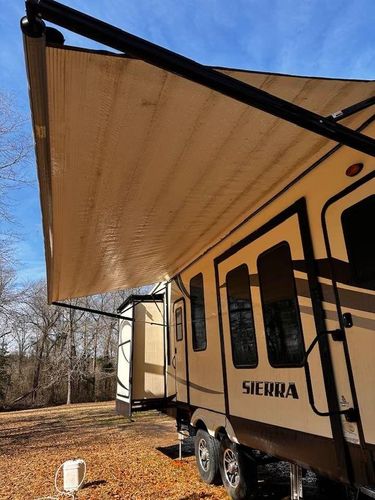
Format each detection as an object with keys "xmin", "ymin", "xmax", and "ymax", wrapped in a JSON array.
[
  {"xmin": 62, "ymin": 302, "xmax": 85, "ymax": 405},
  {"xmin": 10, "ymin": 313, "xmax": 30, "ymax": 376},
  {"xmin": 0, "ymin": 259, "xmax": 17, "ymax": 327},
  {"xmin": 2, "ymin": 280, "xmax": 151, "ymax": 409},
  {"xmin": 0, "ymin": 91, "xmax": 32, "ymax": 346},
  {"xmin": 0, "ymin": 92, "xmax": 31, "ymax": 222},
  {"xmin": 23, "ymin": 281, "xmax": 62, "ymax": 404}
]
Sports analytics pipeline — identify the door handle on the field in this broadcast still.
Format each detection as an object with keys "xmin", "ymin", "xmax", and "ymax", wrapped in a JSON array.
[{"xmin": 172, "ymin": 355, "xmax": 176, "ymax": 369}]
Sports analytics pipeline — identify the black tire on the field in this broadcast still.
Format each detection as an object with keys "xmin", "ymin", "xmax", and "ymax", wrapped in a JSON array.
[
  {"xmin": 219, "ymin": 437, "xmax": 257, "ymax": 499},
  {"xmin": 317, "ymin": 476, "xmax": 349, "ymax": 500},
  {"xmin": 194, "ymin": 429, "xmax": 221, "ymax": 484}
]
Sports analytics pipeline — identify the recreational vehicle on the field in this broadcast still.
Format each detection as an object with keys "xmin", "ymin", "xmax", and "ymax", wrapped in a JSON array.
[{"xmin": 21, "ymin": 1, "xmax": 375, "ymax": 498}]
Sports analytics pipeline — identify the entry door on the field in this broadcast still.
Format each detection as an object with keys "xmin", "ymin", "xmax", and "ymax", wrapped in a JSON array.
[
  {"xmin": 173, "ymin": 299, "xmax": 188, "ymax": 403},
  {"xmin": 324, "ymin": 176, "xmax": 375, "ymax": 450},
  {"xmin": 218, "ymin": 211, "xmax": 333, "ymax": 439}
]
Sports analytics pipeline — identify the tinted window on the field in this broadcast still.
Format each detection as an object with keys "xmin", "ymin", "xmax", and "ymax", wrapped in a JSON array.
[
  {"xmin": 258, "ymin": 242, "xmax": 304, "ymax": 367},
  {"xmin": 175, "ymin": 306, "xmax": 183, "ymax": 342},
  {"xmin": 190, "ymin": 273, "xmax": 207, "ymax": 351},
  {"xmin": 226, "ymin": 264, "xmax": 257, "ymax": 368},
  {"xmin": 342, "ymin": 195, "xmax": 375, "ymax": 291}
]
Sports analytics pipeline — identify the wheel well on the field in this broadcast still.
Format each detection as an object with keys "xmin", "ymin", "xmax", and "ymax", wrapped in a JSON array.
[
  {"xmin": 194, "ymin": 419, "xmax": 208, "ymax": 432},
  {"xmin": 215, "ymin": 426, "xmax": 227, "ymax": 441}
]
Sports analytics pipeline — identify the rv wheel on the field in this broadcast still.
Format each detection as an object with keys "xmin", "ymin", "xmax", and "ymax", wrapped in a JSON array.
[
  {"xmin": 219, "ymin": 437, "xmax": 257, "ymax": 499},
  {"xmin": 194, "ymin": 429, "xmax": 221, "ymax": 484}
]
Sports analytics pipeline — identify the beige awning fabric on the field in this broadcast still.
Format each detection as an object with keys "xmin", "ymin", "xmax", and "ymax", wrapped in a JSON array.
[{"xmin": 24, "ymin": 36, "xmax": 375, "ymax": 302}]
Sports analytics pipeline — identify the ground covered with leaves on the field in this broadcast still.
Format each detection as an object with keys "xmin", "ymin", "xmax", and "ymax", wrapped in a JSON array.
[
  {"xmin": 0, "ymin": 401, "xmax": 346, "ymax": 499},
  {"xmin": 0, "ymin": 401, "xmax": 229, "ymax": 499}
]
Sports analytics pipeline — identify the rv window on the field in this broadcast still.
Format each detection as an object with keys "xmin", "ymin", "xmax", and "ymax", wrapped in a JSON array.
[
  {"xmin": 258, "ymin": 242, "xmax": 304, "ymax": 367},
  {"xmin": 226, "ymin": 264, "xmax": 258, "ymax": 368},
  {"xmin": 190, "ymin": 273, "xmax": 207, "ymax": 351},
  {"xmin": 175, "ymin": 307, "xmax": 183, "ymax": 342},
  {"xmin": 341, "ymin": 195, "xmax": 375, "ymax": 291}
]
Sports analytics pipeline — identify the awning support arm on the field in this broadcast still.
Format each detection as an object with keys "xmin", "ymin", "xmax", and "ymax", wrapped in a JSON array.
[
  {"xmin": 23, "ymin": 0, "xmax": 375, "ymax": 157},
  {"xmin": 52, "ymin": 301, "xmax": 134, "ymax": 321},
  {"xmin": 52, "ymin": 301, "xmax": 167, "ymax": 326},
  {"xmin": 327, "ymin": 96, "xmax": 375, "ymax": 122}
]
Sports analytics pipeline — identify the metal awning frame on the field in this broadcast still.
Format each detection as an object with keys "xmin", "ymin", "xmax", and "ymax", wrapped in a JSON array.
[
  {"xmin": 52, "ymin": 300, "xmax": 166, "ymax": 326},
  {"xmin": 21, "ymin": 0, "xmax": 375, "ymax": 157}
]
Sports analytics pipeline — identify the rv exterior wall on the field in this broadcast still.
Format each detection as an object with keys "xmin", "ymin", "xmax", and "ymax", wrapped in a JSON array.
[{"xmin": 169, "ymin": 118, "xmax": 375, "ymax": 486}]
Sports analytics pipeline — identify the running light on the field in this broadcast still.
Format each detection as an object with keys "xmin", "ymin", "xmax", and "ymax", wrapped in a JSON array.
[{"xmin": 346, "ymin": 163, "xmax": 363, "ymax": 177}]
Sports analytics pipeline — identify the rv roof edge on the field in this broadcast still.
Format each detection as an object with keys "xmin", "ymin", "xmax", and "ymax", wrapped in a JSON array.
[{"xmin": 23, "ymin": 0, "xmax": 375, "ymax": 156}]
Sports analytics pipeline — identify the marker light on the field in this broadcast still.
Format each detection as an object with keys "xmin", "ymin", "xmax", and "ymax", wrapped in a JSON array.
[{"xmin": 346, "ymin": 163, "xmax": 363, "ymax": 177}]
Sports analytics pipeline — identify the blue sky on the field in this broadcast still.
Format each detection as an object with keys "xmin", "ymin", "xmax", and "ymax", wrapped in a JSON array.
[{"xmin": 0, "ymin": 0, "xmax": 374, "ymax": 284}]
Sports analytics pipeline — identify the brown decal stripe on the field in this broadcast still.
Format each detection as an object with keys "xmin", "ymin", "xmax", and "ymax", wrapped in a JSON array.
[
  {"xmin": 293, "ymin": 257, "xmax": 351, "ymax": 284},
  {"xmin": 293, "ymin": 258, "xmax": 375, "ymax": 312},
  {"xmin": 312, "ymin": 281, "xmax": 375, "ymax": 314},
  {"xmin": 299, "ymin": 305, "xmax": 375, "ymax": 330},
  {"xmin": 119, "ymin": 344, "xmax": 130, "ymax": 363},
  {"xmin": 137, "ymin": 362, "xmax": 165, "ymax": 376},
  {"xmin": 248, "ymin": 272, "xmax": 375, "ymax": 314},
  {"xmin": 175, "ymin": 376, "xmax": 224, "ymax": 395},
  {"xmin": 249, "ymin": 274, "xmax": 259, "ymax": 287},
  {"xmin": 116, "ymin": 392, "xmax": 129, "ymax": 399},
  {"xmin": 117, "ymin": 376, "xmax": 129, "ymax": 392}
]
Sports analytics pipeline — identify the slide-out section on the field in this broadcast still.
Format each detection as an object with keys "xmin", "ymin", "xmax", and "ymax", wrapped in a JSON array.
[{"xmin": 116, "ymin": 294, "xmax": 166, "ymax": 417}]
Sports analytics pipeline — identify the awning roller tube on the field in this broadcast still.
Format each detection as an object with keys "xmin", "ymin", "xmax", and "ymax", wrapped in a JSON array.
[{"xmin": 23, "ymin": 0, "xmax": 375, "ymax": 157}]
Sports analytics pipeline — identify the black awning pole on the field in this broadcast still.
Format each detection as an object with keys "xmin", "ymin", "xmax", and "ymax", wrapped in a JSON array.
[
  {"xmin": 23, "ymin": 0, "xmax": 375, "ymax": 157},
  {"xmin": 52, "ymin": 301, "xmax": 166, "ymax": 326},
  {"xmin": 52, "ymin": 301, "xmax": 133, "ymax": 321},
  {"xmin": 327, "ymin": 96, "xmax": 375, "ymax": 122}
]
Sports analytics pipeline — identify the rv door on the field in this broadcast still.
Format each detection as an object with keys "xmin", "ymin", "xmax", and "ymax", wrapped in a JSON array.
[{"xmin": 172, "ymin": 299, "xmax": 188, "ymax": 403}]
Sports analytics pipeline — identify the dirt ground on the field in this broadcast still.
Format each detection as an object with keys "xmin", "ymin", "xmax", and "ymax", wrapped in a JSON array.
[{"xmin": 0, "ymin": 401, "xmax": 345, "ymax": 499}]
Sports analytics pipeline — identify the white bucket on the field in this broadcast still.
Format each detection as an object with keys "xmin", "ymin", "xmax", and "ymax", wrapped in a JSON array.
[{"xmin": 62, "ymin": 459, "xmax": 85, "ymax": 492}]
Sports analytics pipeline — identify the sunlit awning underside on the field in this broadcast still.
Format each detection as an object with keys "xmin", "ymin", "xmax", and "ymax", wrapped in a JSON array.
[{"xmin": 24, "ymin": 37, "xmax": 375, "ymax": 301}]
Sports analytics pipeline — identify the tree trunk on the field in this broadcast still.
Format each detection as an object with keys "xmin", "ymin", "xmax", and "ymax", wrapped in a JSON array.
[
  {"xmin": 66, "ymin": 310, "xmax": 72, "ymax": 405},
  {"xmin": 66, "ymin": 367, "xmax": 71, "ymax": 405},
  {"xmin": 31, "ymin": 330, "xmax": 47, "ymax": 404},
  {"xmin": 93, "ymin": 329, "xmax": 98, "ymax": 401}
]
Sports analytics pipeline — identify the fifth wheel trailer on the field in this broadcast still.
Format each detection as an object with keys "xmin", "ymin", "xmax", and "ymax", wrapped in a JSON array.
[
  {"xmin": 21, "ymin": 1, "xmax": 375, "ymax": 498},
  {"xmin": 115, "ymin": 165, "xmax": 375, "ymax": 498}
]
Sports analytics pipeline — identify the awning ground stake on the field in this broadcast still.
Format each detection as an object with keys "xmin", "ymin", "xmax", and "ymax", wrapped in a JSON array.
[{"xmin": 290, "ymin": 463, "xmax": 303, "ymax": 500}]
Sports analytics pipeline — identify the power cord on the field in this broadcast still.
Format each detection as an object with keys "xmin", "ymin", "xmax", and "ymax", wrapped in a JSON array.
[{"xmin": 35, "ymin": 460, "xmax": 86, "ymax": 500}]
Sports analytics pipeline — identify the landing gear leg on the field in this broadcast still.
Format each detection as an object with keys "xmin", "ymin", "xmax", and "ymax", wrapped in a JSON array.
[
  {"xmin": 290, "ymin": 463, "xmax": 303, "ymax": 500},
  {"xmin": 177, "ymin": 430, "xmax": 188, "ymax": 460}
]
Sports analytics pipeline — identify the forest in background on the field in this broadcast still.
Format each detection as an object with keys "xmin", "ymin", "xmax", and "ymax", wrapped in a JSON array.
[
  {"xmin": 0, "ymin": 92, "xmax": 148, "ymax": 410},
  {"xmin": 0, "ymin": 282, "xmax": 147, "ymax": 410}
]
